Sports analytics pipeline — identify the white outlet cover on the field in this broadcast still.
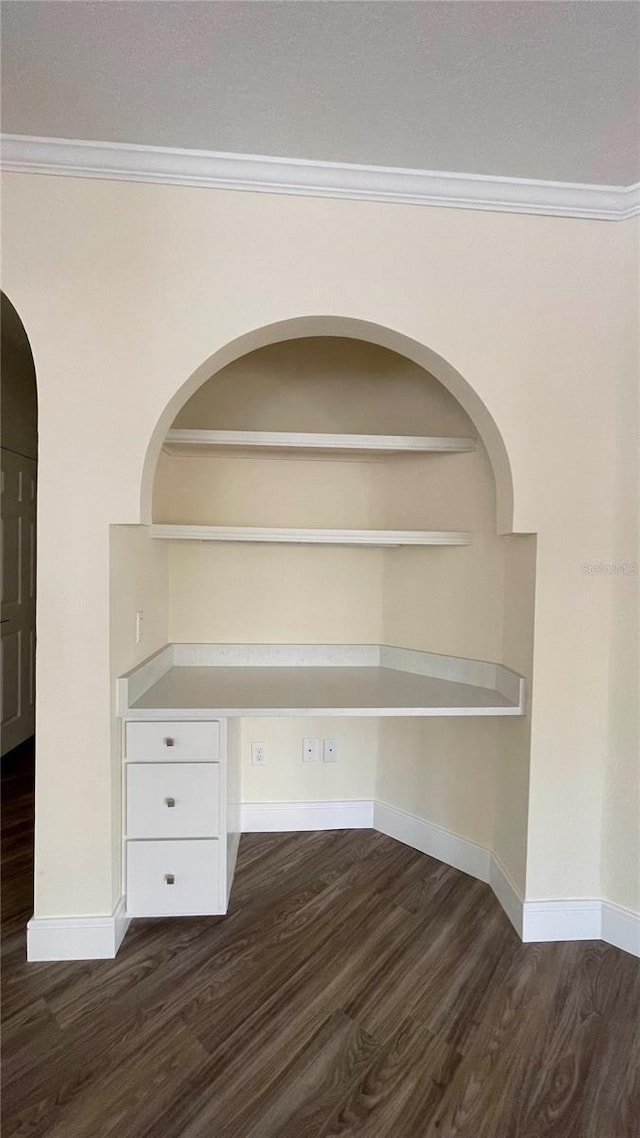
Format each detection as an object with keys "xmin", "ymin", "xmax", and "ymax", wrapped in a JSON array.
[
  {"xmin": 251, "ymin": 742, "xmax": 266, "ymax": 766},
  {"xmin": 323, "ymin": 739, "xmax": 338, "ymax": 762},
  {"xmin": 302, "ymin": 738, "xmax": 320, "ymax": 763}
]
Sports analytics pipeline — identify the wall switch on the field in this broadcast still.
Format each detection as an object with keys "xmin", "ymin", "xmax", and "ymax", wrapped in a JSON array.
[
  {"xmin": 251, "ymin": 742, "xmax": 266, "ymax": 766},
  {"xmin": 302, "ymin": 738, "xmax": 320, "ymax": 763},
  {"xmin": 135, "ymin": 610, "xmax": 144, "ymax": 645},
  {"xmin": 323, "ymin": 739, "xmax": 338, "ymax": 763}
]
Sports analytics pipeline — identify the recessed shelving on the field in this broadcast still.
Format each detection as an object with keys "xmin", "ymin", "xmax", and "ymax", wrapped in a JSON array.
[
  {"xmin": 162, "ymin": 429, "xmax": 477, "ymax": 458},
  {"xmin": 151, "ymin": 525, "xmax": 472, "ymax": 547}
]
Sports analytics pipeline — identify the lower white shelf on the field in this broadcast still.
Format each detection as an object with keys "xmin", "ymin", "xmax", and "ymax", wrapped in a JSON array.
[{"xmin": 150, "ymin": 525, "xmax": 471, "ymax": 547}]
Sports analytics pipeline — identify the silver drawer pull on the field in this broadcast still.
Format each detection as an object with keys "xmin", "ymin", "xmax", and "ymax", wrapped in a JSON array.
[
  {"xmin": 165, "ymin": 873, "xmax": 175, "ymax": 885},
  {"xmin": 164, "ymin": 737, "xmax": 175, "ymax": 747},
  {"xmin": 165, "ymin": 797, "xmax": 176, "ymax": 808}
]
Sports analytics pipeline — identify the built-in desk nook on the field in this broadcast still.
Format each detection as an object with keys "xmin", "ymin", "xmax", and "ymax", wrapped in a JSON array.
[
  {"xmin": 118, "ymin": 644, "xmax": 526, "ymax": 919},
  {"xmin": 111, "ymin": 335, "xmax": 536, "ymax": 942}
]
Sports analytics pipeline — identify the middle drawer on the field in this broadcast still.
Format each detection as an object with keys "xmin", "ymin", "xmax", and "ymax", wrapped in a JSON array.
[{"xmin": 126, "ymin": 762, "xmax": 220, "ymax": 839}]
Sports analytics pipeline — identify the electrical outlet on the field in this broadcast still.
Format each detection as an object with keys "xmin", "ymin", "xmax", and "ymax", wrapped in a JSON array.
[
  {"xmin": 302, "ymin": 738, "xmax": 320, "ymax": 763},
  {"xmin": 135, "ymin": 610, "xmax": 144, "ymax": 645},
  {"xmin": 251, "ymin": 742, "xmax": 266, "ymax": 766},
  {"xmin": 323, "ymin": 739, "xmax": 338, "ymax": 763}
]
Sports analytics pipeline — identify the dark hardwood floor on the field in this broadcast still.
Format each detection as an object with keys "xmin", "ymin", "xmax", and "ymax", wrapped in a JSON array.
[{"xmin": 2, "ymin": 748, "xmax": 639, "ymax": 1138}]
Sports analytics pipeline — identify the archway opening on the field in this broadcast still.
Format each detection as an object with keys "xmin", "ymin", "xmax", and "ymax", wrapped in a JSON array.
[
  {"xmin": 1, "ymin": 292, "xmax": 38, "ymax": 759},
  {"xmin": 1, "ymin": 291, "xmax": 38, "ymax": 929}
]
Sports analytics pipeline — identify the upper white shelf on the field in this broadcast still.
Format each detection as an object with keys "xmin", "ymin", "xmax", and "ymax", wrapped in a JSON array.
[
  {"xmin": 163, "ymin": 429, "xmax": 477, "ymax": 458},
  {"xmin": 151, "ymin": 525, "xmax": 471, "ymax": 547}
]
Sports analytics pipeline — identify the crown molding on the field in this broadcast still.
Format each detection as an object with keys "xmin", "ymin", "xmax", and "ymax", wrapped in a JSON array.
[{"xmin": 1, "ymin": 134, "xmax": 639, "ymax": 221}]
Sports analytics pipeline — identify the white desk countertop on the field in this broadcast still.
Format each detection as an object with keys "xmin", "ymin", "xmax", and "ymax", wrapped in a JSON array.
[{"xmin": 120, "ymin": 645, "xmax": 526, "ymax": 719}]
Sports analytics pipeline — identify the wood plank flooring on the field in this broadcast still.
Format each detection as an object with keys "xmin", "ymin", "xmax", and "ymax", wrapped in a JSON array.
[{"xmin": 2, "ymin": 747, "xmax": 639, "ymax": 1138}]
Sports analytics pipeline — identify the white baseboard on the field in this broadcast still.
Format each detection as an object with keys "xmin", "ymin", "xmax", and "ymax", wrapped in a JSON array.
[
  {"xmin": 521, "ymin": 899, "xmax": 602, "ymax": 943},
  {"xmin": 241, "ymin": 799, "xmax": 374, "ymax": 832},
  {"xmin": 600, "ymin": 901, "xmax": 640, "ymax": 957},
  {"xmin": 27, "ymin": 897, "xmax": 131, "ymax": 962},
  {"xmin": 29, "ymin": 809, "xmax": 638, "ymax": 961},
  {"xmin": 520, "ymin": 898, "xmax": 640, "ymax": 957},
  {"xmin": 357, "ymin": 801, "xmax": 640, "ymax": 957},
  {"xmin": 373, "ymin": 801, "xmax": 491, "ymax": 883},
  {"xmin": 489, "ymin": 853, "xmax": 524, "ymax": 936},
  {"xmin": 226, "ymin": 831, "xmax": 241, "ymax": 906}
]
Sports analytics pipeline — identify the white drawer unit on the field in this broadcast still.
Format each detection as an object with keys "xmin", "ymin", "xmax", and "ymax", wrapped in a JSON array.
[
  {"xmin": 125, "ymin": 720, "xmax": 220, "ymax": 762},
  {"xmin": 122, "ymin": 713, "xmax": 240, "ymax": 926},
  {"xmin": 126, "ymin": 763, "xmax": 220, "ymax": 839},
  {"xmin": 126, "ymin": 839, "xmax": 222, "ymax": 917}
]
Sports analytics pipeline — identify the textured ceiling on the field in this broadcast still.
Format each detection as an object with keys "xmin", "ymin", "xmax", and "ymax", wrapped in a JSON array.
[{"xmin": 2, "ymin": 1, "xmax": 639, "ymax": 185}]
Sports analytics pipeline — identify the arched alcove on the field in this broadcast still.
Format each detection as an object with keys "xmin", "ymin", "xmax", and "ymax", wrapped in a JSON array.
[
  {"xmin": 140, "ymin": 316, "xmax": 514, "ymax": 534},
  {"xmin": 114, "ymin": 317, "xmax": 535, "ymax": 914}
]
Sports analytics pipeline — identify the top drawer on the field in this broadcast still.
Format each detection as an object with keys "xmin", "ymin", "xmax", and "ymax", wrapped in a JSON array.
[{"xmin": 125, "ymin": 720, "xmax": 220, "ymax": 762}]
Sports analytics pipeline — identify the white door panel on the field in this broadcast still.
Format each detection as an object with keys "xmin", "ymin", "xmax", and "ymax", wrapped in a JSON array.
[{"xmin": 1, "ymin": 448, "xmax": 37, "ymax": 755}]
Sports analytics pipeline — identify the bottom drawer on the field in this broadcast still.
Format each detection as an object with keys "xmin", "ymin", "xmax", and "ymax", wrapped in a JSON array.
[{"xmin": 126, "ymin": 839, "xmax": 221, "ymax": 917}]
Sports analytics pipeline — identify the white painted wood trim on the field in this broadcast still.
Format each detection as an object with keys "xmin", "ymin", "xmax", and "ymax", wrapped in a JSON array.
[
  {"xmin": 163, "ymin": 429, "xmax": 477, "ymax": 455},
  {"xmin": 489, "ymin": 854, "xmax": 524, "ymax": 936},
  {"xmin": 150, "ymin": 525, "xmax": 472, "ymax": 546},
  {"xmin": 521, "ymin": 898, "xmax": 640, "ymax": 957},
  {"xmin": 172, "ymin": 643, "xmax": 382, "ymax": 668},
  {"xmin": 601, "ymin": 901, "xmax": 640, "ymax": 958},
  {"xmin": 373, "ymin": 801, "xmax": 491, "ymax": 883},
  {"xmin": 241, "ymin": 799, "xmax": 374, "ymax": 831},
  {"xmin": 370, "ymin": 804, "xmax": 639, "ymax": 957},
  {"xmin": 2, "ymin": 135, "xmax": 638, "ymax": 221},
  {"xmin": 521, "ymin": 899, "xmax": 603, "ymax": 944},
  {"xmin": 380, "ymin": 645, "xmax": 498, "ymax": 690},
  {"xmin": 494, "ymin": 666, "xmax": 527, "ymax": 709},
  {"xmin": 226, "ymin": 831, "xmax": 241, "ymax": 905},
  {"xmin": 27, "ymin": 898, "xmax": 131, "ymax": 961},
  {"xmin": 28, "ymin": 809, "xmax": 638, "ymax": 959},
  {"xmin": 381, "ymin": 647, "xmax": 525, "ymax": 713},
  {"xmin": 116, "ymin": 644, "xmax": 174, "ymax": 715},
  {"xmin": 124, "ymin": 703, "xmax": 524, "ymax": 720}
]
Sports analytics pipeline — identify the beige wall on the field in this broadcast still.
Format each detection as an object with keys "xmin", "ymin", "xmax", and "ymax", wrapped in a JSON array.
[
  {"xmin": 376, "ymin": 718, "xmax": 497, "ymax": 849},
  {"xmin": 109, "ymin": 525, "xmax": 169, "ymax": 900},
  {"xmin": 169, "ymin": 543, "xmax": 385, "ymax": 645},
  {"xmin": 600, "ymin": 221, "xmax": 640, "ymax": 914},
  {"xmin": 156, "ymin": 453, "xmax": 379, "ymax": 528},
  {"xmin": 241, "ymin": 718, "xmax": 378, "ymax": 803},
  {"xmin": 173, "ymin": 337, "xmax": 476, "ymax": 435},
  {"xmin": 495, "ymin": 534, "xmax": 536, "ymax": 893},
  {"xmin": 1, "ymin": 171, "xmax": 636, "ymax": 919}
]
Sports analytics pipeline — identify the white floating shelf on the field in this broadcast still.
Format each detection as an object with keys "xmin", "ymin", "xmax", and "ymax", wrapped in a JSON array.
[
  {"xmin": 163, "ymin": 429, "xmax": 477, "ymax": 458},
  {"xmin": 151, "ymin": 525, "xmax": 472, "ymax": 547}
]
